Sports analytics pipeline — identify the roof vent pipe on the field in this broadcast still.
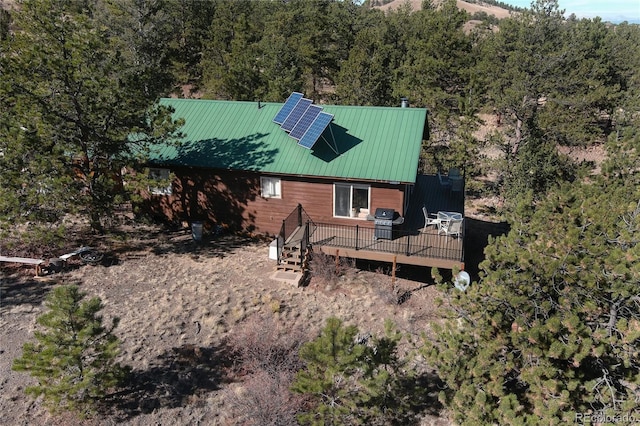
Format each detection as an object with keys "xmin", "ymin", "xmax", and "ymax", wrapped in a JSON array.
[{"xmin": 400, "ymin": 97, "xmax": 409, "ymax": 108}]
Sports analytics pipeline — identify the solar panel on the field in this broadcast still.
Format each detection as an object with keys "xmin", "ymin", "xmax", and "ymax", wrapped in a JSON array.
[
  {"xmin": 273, "ymin": 92, "xmax": 303, "ymax": 124},
  {"xmin": 281, "ymin": 98, "xmax": 312, "ymax": 132},
  {"xmin": 297, "ymin": 112, "xmax": 333, "ymax": 149},
  {"xmin": 289, "ymin": 105, "xmax": 322, "ymax": 140}
]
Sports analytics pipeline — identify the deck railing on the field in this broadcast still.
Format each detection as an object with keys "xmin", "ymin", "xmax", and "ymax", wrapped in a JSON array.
[
  {"xmin": 277, "ymin": 204, "xmax": 464, "ymax": 267},
  {"xmin": 309, "ymin": 222, "xmax": 464, "ymax": 263}
]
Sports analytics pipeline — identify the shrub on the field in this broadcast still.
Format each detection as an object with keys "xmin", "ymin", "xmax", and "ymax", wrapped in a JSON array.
[
  {"xmin": 227, "ymin": 370, "xmax": 307, "ymax": 426},
  {"xmin": 308, "ymin": 251, "xmax": 355, "ymax": 285},
  {"xmin": 229, "ymin": 314, "xmax": 305, "ymax": 376},
  {"xmin": 226, "ymin": 314, "xmax": 308, "ymax": 424}
]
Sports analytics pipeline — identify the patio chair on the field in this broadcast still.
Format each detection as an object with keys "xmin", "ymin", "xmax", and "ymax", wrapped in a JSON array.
[
  {"xmin": 439, "ymin": 217, "xmax": 463, "ymax": 238},
  {"xmin": 437, "ymin": 172, "xmax": 450, "ymax": 187},
  {"xmin": 422, "ymin": 207, "xmax": 440, "ymax": 232},
  {"xmin": 450, "ymin": 175, "xmax": 463, "ymax": 192}
]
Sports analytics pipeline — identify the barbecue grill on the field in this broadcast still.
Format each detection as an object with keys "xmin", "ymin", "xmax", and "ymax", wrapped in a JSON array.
[{"xmin": 373, "ymin": 208, "xmax": 396, "ymax": 240}]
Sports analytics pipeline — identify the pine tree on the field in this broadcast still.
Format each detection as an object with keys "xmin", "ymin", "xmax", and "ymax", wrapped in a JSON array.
[
  {"xmin": 0, "ymin": 0, "xmax": 182, "ymax": 233},
  {"xmin": 291, "ymin": 317, "xmax": 410, "ymax": 425},
  {"xmin": 424, "ymin": 165, "xmax": 640, "ymax": 424},
  {"xmin": 12, "ymin": 285, "xmax": 127, "ymax": 416}
]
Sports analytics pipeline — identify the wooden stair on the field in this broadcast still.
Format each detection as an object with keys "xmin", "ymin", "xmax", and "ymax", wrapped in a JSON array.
[
  {"xmin": 271, "ymin": 215, "xmax": 313, "ymax": 287},
  {"xmin": 272, "ymin": 243, "xmax": 310, "ymax": 287},
  {"xmin": 277, "ymin": 245, "xmax": 304, "ymax": 272}
]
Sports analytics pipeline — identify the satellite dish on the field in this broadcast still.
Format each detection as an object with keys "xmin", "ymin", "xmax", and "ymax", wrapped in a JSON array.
[{"xmin": 454, "ymin": 271, "xmax": 470, "ymax": 292}]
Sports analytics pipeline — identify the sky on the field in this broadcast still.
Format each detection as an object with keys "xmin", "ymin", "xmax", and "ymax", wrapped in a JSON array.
[{"xmin": 499, "ymin": 0, "xmax": 640, "ymax": 24}]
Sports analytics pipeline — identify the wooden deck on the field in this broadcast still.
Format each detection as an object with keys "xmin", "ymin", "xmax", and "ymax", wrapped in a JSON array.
[
  {"xmin": 280, "ymin": 173, "xmax": 466, "ymax": 271},
  {"xmin": 308, "ymin": 223, "xmax": 464, "ymax": 269}
]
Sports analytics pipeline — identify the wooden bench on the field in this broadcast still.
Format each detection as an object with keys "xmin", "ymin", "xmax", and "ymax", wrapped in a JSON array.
[
  {"xmin": 0, "ymin": 255, "xmax": 45, "ymax": 276},
  {"xmin": 1, "ymin": 247, "xmax": 100, "ymax": 276}
]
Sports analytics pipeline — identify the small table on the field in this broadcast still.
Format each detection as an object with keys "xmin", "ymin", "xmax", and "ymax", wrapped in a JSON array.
[
  {"xmin": 436, "ymin": 211, "xmax": 463, "ymax": 234},
  {"xmin": 437, "ymin": 211, "xmax": 463, "ymax": 221}
]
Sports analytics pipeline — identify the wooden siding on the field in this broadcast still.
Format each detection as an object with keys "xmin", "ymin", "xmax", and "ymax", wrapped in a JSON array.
[
  {"xmin": 144, "ymin": 168, "xmax": 407, "ymax": 236},
  {"xmin": 280, "ymin": 178, "xmax": 405, "ymax": 226}
]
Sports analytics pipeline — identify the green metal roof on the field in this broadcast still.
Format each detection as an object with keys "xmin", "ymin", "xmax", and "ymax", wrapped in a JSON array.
[{"xmin": 149, "ymin": 98, "xmax": 428, "ymax": 184}]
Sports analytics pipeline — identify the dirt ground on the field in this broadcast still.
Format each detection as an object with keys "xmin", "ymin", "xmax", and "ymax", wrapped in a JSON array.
[{"xmin": 1, "ymin": 224, "xmax": 460, "ymax": 426}]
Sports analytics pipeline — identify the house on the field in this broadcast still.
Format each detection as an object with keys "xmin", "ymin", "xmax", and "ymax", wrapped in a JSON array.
[{"xmin": 145, "ymin": 95, "xmax": 465, "ymax": 270}]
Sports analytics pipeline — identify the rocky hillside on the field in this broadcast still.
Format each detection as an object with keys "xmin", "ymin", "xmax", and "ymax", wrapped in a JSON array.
[{"xmin": 375, "ymin": 0, "xmax": 515, "ymax": 19}]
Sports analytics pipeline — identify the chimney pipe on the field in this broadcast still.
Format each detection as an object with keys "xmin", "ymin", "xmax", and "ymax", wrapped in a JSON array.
[{"xmin": 400, "ymin": 97, "xmax": 409, "ymax": 108}]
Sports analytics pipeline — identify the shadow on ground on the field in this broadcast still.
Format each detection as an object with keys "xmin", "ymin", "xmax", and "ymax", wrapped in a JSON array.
[
  {"xmin": 400, "ymin": 371, "xmax": 447, "ymax": 421},
  {"xmin": 0, "ymin": 275, "xmax": 58, "ymax": 310},
  {"xmin": 106, "ymin": 342, "xmax": 235, "ymax": 421},
  {"xmin": 463, "ymin": 217, "xmax": 510, "ymax": 282},
  {"xmin": 104, "ymin": 226, "xmax": 267, "ymax": 265}
]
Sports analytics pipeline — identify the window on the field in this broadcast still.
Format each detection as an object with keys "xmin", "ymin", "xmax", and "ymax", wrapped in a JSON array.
[
  {"xmin": 148, "ymin": 168, "xmax": 172, "ymax": 195},
  {"xmin": 334, "ymin": 183, "xmax": 370, "ymax": 218},
  {"xmin": 261, "ymin": 176, "xmax": 281, "ymax": 198}
]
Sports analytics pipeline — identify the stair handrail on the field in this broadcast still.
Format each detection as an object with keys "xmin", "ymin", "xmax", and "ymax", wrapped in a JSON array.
[
  {"xmin": 278, "ymin": 204, "xmax": 316, "ymax": 265},
  {"xmin": 299, "ymin": 204, "xmax": 316, "ymax": 236},
  {"xmin": 299, "ymin": 220, "xmax": 310, "ymax": 267}
]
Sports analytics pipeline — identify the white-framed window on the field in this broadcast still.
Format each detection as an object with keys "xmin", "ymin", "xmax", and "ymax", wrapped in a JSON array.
[
  {"xmin": 261, "ymin": 176, "xmax": 281, "ymax": 198},
  {"xmin": 148, "ymin": 168, "xmax": 172, "ymax": 195},
  {"xmin": 334, "ymin": 183, "xmax": 370, "ymax": 218}
]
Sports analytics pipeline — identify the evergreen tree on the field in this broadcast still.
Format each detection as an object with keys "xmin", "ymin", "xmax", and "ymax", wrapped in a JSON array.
[
  {"xmin": 200, "ymin": 0, "xmax": 264, "ymax": 100},
  {"xmin": 12, "ymin": 285, "xmax": 127, "ymax": 415},
  {"xmin": 394, "ymin": 0, "xmax": 473, "ymax": 115},
  {"xmin": 163, "ymin": 0, "xmax": 217, "ymax": 90},
  {"xmin": 499, "ymin": 120, "xmax": 576, "ymax": 202},
  {"xmin": 475, "ymin": 0, "xmax": 628, "ymax": 202},
  {"xmin": 0, "ymin": 7, "xmax": 10, "ymax": 41},
  {"xmin": 292, "ymin": 317, "xmax": 411, "ymax": 425},
  {"xmin": 334, "ymin": 13, "xmax": 395, "ymax": 106},
  {"xmin": 256, "ymin": 0, "xmax": 306, "ymax": 101},
  {"xmin": 0, "ymin": 0, "xmax": 182, "ymax": 233},
  {"xmin": 425, "ymin": 159, "xmax": 640, "ymax": 423},
  {"xmin": 94, "ymin": 0, "xmax": 177, "ymax": 98},
  {"xmin": 392, "ymin": 0, "xmax": 479, "ymax": 175}
]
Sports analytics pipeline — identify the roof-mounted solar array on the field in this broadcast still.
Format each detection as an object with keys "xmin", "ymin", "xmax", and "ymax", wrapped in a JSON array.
[
  {"xmin": 273, "ymin": 92, "xmax": 303, "ymax": 125},
  {"xmin": 289, "ymin": 105, "xmax": 322, "ymax": 140},
  {"xmin": 298, "ymin": 112, "xmax": 333, "ymax": 149},
  {"xmin": 272, "ymin": 93, "xmax": 334, "ymax": 151},
  {"xmin": 281, "ymin": 98, "xmax": 312, "ymax": 132}
]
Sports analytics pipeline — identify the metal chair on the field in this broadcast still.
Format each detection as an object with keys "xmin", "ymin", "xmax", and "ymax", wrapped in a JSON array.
[
  {"xmin": 422, "ymin": 207, "xmax": 440, "ymax": 232},
  {"xmin": 439, "ymin": 218, "xmax": 463, "ymax": 238}
]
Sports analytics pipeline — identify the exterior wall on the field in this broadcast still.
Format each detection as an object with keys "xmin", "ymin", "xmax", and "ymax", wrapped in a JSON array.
[
  {"xmin": 144, "ymin": 167, "xmax": 407, "ymax": 236},
  {"xmin": 279, "ymin": 178, "xmax": 405, "ymax": 228}
]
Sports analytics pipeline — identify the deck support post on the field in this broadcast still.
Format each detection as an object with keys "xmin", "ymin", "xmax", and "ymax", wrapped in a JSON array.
[
  {"xmin": 405, "ymin": 234, "xmax": 411, "ymax": 256},
  {"xmin": 278, "ymin": 219, "xmax": 286, "ymax": 264},
  {"xmin": 392, "ymin": 255, "xmax": 397, "ymax": 285},
  {"xmin": 297, "ymin": 203, "xmax": 303, "ymax": 227},
  {"xmin": 335, "ymin": 249, "xmax": 340, "ymax": 273},
  {"xmin": 355, "ymin": 225, "xmax": 359, "ymax": 250}
]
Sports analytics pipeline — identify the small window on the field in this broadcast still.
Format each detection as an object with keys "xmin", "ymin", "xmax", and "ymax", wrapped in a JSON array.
[
  {"xmin": 261, "ymin": 176, "xmax": 281, "ymax": 198},
  {"xmin": 149, "ymin": 168, "xmax": 172, "ymax": 195},
  {"xmin": 334, "ymin": 183, "xmax": 370, "ymax": 218}
]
